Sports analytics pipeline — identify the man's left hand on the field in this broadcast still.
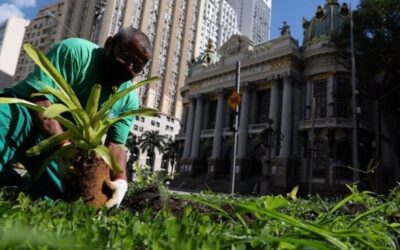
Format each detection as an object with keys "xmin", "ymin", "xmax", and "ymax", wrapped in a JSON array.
[{"xmin": 105, "ymin": 179, "xmax": 128, "ymax": 208}]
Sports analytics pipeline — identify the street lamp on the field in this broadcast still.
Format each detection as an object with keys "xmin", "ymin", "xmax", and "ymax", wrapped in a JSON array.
[{"xmin": 45, "ymin": 11, "xmax": 78, "ymax": 38}]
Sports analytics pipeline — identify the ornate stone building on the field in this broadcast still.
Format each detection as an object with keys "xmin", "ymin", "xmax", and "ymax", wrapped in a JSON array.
[{"xmin": 173, "ymin": 0, "xmax": 399, "ymax": 194}]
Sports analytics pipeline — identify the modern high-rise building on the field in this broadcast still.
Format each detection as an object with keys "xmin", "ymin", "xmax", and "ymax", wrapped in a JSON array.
[
  {"xmin": 227, "ymin": 0, "xmax": 272, "ymax": 44},
  {"xmin": 14, "ymin": 1, "xmax": 65, "ymax": 81},
  {"xmin": 0, "ymin": 16, "xmax": 29, "ymax": 82},
  {"xmin": 193, "ymin": 0, "xmax": 239, "ymax": 56}
]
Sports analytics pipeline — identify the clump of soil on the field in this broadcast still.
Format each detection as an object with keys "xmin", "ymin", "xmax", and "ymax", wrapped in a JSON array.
[
  {"xmin": 301, "ymin": 210, "xmax": 320, "ymax": 221},
  {"xmin": 339, "ymin": 203, "xmax": 367, "ymax": 215},
  {"xmin": 121, "ymin": 186, "xmax": 215, "ymax": 217},
  {"xmin": 61, "ymin": 153, "xmax": 112, "ymax": 208}
]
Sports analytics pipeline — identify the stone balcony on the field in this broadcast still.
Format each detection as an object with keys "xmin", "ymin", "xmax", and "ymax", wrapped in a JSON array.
[{"xmin": 299, "ymin": 117, "xmax": 373, "ymax": 130}]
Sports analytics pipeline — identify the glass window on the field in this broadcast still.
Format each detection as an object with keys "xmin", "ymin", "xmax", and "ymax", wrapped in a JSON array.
[
  {"xmin": 313, "ymin": 80, "xmax": 327, "ymax": 118},
  {"xmin": 256, "ymin": 89, "xmax": 271, "ymax": 123}
]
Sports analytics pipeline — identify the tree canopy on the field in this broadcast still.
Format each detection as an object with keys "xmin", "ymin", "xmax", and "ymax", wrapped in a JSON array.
[{"xmin": 331, "ymin": 0, "xmax": 400, "ymax": 154}]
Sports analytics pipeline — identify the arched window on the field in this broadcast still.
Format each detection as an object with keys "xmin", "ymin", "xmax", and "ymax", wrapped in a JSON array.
[{"xmin": 313, "ymin": 80, "xmax": 327, "ymax": 118}]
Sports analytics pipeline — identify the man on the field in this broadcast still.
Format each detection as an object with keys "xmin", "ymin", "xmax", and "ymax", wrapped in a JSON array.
[{"xmin": 0, "ymin": 27, "xmax": 152, "ymax": 208}]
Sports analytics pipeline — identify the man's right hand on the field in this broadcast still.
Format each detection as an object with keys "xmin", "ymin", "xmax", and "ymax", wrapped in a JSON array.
[{"xmin": 30, "ymin": 95, "xmax": 65, "ymax": 139}]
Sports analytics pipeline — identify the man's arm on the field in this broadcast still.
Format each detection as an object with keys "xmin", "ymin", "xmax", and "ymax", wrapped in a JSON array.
[
  {"xmin": 104, "ymin": 138, "xmax": 129, "ymax": 208},
  {"xmin": 30, "ymin": 95, "xmax": 67, "ymax": 143},
  {"xmin": 105, "ymin": 139, "xmax": 128, "ymax": 180}
]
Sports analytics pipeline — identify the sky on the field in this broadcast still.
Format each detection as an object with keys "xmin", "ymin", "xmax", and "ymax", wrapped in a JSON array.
[{"xmin": 1, "ymin": 0, "xmax": 359, "ymax": 43}]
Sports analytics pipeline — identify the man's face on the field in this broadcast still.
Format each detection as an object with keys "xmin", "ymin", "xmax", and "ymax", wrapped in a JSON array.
[{"xmin": 103, "ymin": 36, "xmax": 152, "ymax": 88}]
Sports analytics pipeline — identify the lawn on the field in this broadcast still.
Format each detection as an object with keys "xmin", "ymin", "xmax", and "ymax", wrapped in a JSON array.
[{"xmin": 0, "ymin": 179, "xmax": 399, "ymax": 249}]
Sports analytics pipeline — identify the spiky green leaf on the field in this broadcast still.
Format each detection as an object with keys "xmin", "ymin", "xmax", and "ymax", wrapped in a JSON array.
[
  {"xmin": 23, "ymin": 44, "xmax": 82, "ymax": 110},
  {"xmin": 93, "ymin": 145, "xmax": 122, "ymax": 173},
  {"xmin": 43, "ymin": 103, "xmax": 71, "ymax": 118},
  {"xmin": 93, "ymin": 76, "xmax": 160, "ymax": 123},
  {"xmin": 91, "ymin": 108, "xmax": 158, "ymax": 145},
  {"xmin": 85, "ymin": 84, "xmax": 102, "ymax": 118},
  {"xmin": 26, "ymin": 130, "xmax": 74, "ymax": 157},
  {"xmin": 0, "ymin": 97, "xmax": 45, "ymax": 113}
]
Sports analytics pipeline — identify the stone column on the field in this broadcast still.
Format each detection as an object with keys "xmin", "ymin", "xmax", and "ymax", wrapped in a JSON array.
[
  {"xmin": 305, "ymin": 79, "xmax": 312, "ymax": 119},
  {"xmin": 279, "ymin": 76, "xmax": 293, "ymax": 158},
  {"xmin": 237, "ymin": 84, "xmax": 251, "ymax": 158},
  {"xmin": 190, "ymin": 95, "xmax": 203, "ymax": 158},
  {"xmin": 327, "ymin": 74, "xmax": 335, "ymax": 117},
  {"xmin": 211, "ymin": 89, "xmax": 225, "ymax": 159},
  {"xmin": 292, "ymin": 81, "xmax": 301, "ymax": 157},
  {"xmin": 269, "ymin": 79, "xmax": 280, "ymax": 156},
  {"xmin": 269, "ymin": 79, "xmax": 280, "ymax": 130},
  {"xmin": 183, "ymin": 98, "xmax": 195, "ymax": 158}
]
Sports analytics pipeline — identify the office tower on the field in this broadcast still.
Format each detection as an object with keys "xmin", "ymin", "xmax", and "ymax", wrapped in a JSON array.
[
  {"xmin": 193, "ymin": 0, "xmax": 239, "ymax": 56},
  {"xmin": 0, "ymin": 16, "xmax": 29, "ymax": 83},
  {"xmin": 227, "ymin": 0, "xmax": 272, "ymax": 43},
  {"xmin": 14, "ymin": 1, "xmax": 65, "ymax": 81}
]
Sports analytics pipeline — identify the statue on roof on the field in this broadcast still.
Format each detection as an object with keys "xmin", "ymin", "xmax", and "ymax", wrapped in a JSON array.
[
  {"xmin": 316, "ymin": 5, "xmax": 325, "ymax": 19},
  {"xmin": 340, "ymin": 2, "xmax": 350, "ymax": 16},
  {"xmin": 326, "ymin": 0, "xmax": 338, "ymax": 5},
  {"xmin": 302, "ymin": 17, "xmax": 310, "ymax": 30},
  {"xmin": 279, "ymin": 21, "xmax": 290, "ymax": 36},
  {"xmin": 200, "ymin": 39, "xmax": 217, "ymax": 66}
]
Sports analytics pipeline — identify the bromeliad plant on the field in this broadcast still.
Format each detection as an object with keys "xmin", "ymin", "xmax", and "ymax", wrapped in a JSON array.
[{"xmin": 0, "ymin": 44, "xmax": 159, "ymax": 206}]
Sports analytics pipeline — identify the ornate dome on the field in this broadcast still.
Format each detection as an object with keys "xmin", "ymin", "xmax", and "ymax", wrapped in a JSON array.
[{"xmin": 302, "ymin": 0, "xmax": 350, "ymax": 46}]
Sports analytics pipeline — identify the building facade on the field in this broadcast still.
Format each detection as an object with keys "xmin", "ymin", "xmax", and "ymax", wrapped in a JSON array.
[
  {"xmin": 0, "ymin": 16, "xmax": 29, "ymax": 80},
  {"xmin": 174, "ymin": 0, "xmax": 399, "ymax": 194},
  {"xmin": 227, "ymin": 0, "xmax": 271, "ymax": 44}
]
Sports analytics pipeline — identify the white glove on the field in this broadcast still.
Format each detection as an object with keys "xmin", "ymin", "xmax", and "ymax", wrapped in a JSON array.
[{"xmin": 105, "ymin": 179, "xmax": 128, "ymax": 208}]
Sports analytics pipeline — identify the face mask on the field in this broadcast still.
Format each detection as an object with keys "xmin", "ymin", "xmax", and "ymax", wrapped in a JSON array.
[{"xmin": 102, "ymin": 51, "xmax": 134, "ymax": 89}]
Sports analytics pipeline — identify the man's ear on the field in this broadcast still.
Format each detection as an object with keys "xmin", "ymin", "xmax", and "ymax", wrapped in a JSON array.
[{"xmin": 104, "ymin": 36, "xmax": 113, "ymax": 54}]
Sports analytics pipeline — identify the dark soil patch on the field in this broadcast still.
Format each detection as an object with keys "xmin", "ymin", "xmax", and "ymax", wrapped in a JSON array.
[
  {"xmin": 121, "ymin": 186, "xmax": 214, "ymax": 216},
  {"xmin": 120, "ymin": 187, "xmax": 255, "ymax": 223},
  {"xmin": 387, "ymin": 213, "xmax": 400, "ymax": 223},
  {"xmin": 339, "ymin": 203, "xmax": 368, "ymax": 215},
  {"xmin": 300, "ymin": 210, "xmax": 320, "ymax": 221}
]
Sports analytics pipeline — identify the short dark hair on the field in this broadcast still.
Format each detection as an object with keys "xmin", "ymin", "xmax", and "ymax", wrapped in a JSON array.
[{"xmin": 113, "ymin": 27, "xmax": 152, "ymax": 52}]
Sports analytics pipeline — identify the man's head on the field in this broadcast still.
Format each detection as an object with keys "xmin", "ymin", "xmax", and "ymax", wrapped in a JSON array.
[{"xmin": 102, "ymin": 27, "xmax": 152, "ymax": 88}]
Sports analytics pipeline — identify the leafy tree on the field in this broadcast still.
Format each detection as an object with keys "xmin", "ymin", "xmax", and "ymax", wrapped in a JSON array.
[
  {"xmin": 138, "ymin": 131, "xmax": 166, "ymax": 171},
  {"xmin": 331, "ymin": 0, "xmax": 400, "ymax": 172}
]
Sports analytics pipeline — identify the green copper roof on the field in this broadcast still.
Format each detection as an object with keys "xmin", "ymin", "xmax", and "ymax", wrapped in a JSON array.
[{"xmin": 303, "ymin": 0, "xmax": 350, "ymax": 46}]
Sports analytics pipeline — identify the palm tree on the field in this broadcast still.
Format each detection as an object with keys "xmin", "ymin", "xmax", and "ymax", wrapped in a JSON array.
[
  {"xmin": 163, "ymin": 138, "xmax": 179, "ymax": 173},
  {"xmin": 138, "ymin": 131, "xmax": 166, "ymax": 171},
  {"xmin": 126, "ymin": 132, "xmax": 139, "ymax": 180}
]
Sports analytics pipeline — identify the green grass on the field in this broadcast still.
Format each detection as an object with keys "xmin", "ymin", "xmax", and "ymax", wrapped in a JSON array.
[{"xmin": 0, "ymin": 184, "xmax": 399, "ymax": 249}]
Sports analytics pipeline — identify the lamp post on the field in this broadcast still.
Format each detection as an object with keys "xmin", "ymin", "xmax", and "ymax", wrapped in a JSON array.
[{"xmin": 45, "ymin": 10, "xmax": 78, "ymax": 38}]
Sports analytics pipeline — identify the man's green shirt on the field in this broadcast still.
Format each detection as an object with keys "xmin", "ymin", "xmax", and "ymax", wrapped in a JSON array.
[{"xmin": 10, "ymin": 38, "xmax": 139, "ymax": 144}]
